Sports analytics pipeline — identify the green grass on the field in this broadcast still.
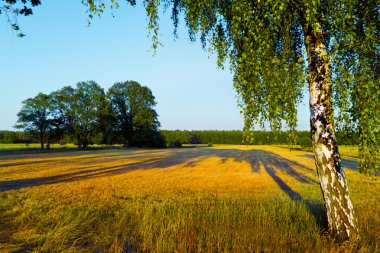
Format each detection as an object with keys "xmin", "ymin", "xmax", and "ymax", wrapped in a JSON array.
[
  {"xmin": 0, "ymin": 145, "xmax": 379, "ymax": 252},
  {"xmin": 0, "ymin": 143, "xmax": 47, "ymax": 149},
  {"xmin": 338, "ymin": 146, "xmax": 360, "ymax": 158},
  {"xmin": 278, "ymin": 144, "xmax": 361, "ymax": 159}
]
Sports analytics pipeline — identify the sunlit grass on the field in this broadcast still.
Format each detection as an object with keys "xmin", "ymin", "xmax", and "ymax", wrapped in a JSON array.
[
  {"xmin": 277, "ymin": 144, "xmax": 360, "ymax": 158},
  {"xmin": 338, "ymin": 146, "xmax": 359, "ymax": 158},
  {"xmin": 0, "ymin": 143, "xmax": 51, "ymax": 149},
  {"xmin": 0, "ymin": 145, "xmax": 379, "ymax": 252}
]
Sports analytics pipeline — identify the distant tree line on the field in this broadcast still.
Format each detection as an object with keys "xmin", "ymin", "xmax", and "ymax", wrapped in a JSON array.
[
  {"xmin": 2, "ymin": 129, "xmax": 360, "ymax": 149},
  {"xmin": 15, "ymin": 81, "xmax": 165, "ymax": 149},
  {"xmin": 161, "ymin": 130, "xmax": 359, "ymax": 146},
  {"xmin": 0, "ymin": 131, "xmax": 38, "ymax": 144},
  {"xmin": 1, "ymin": 128, "xmax": 359, "ymax": 147}
]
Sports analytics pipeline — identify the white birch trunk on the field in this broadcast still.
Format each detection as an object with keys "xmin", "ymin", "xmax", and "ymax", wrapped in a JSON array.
[{"xmin": 306, "ymin": 28, "xmax": 357, "ymax": 240}]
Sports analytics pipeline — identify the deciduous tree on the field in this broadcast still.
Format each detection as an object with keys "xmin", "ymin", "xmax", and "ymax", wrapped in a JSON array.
[
  {"xmin": 16, "ymin": 93, "xmax": 51, "ymax": 149},
  {"xmin": 72, "ymin": 81, "xmax": 107, "ymax": 148},
  {"xmin": 50, "ymin": 86, "xmax": 77, "ymax": 139},
  {"xmin": 108, "ymin": 81, "xmax": 162, "ymax": 147}
]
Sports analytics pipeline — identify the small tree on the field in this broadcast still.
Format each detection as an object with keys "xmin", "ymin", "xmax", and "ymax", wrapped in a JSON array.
[
  {"xmin": 16, "ymin": 93, "xmax": 52, "ymax": 149},
  {"xmin": 189, "ymin": 133, "xmax": 201, "ymax": 144}
]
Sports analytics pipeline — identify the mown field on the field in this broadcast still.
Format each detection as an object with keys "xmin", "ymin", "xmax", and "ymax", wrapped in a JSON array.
[{"xmin": 0, "ymin": 145, "xmax": 379, "ymax": 252}]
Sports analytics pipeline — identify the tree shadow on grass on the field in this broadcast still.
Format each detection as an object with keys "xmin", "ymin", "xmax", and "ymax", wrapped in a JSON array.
[
  {"xmin": 0, "ymin": 160, "xmax": 47, "ymax": 168},
  {"xmin": 0, "ymin": 147, "xmax": 327, "ymax": 229},
  {"xmin": 258, "ymin": 155, "xmax": 327, "ymax": 229},
  {"xmin": 0, "ymin": 148, "xmax": 317, "ymax": 195},
  {"xmin": 301, "ymin": 154, "xmax": 359, "ymax": 171}
]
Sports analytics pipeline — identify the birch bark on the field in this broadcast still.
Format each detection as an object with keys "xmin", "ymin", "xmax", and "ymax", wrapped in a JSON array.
[{"xmin": 306, "ymin": 28, "xmax": 357, "ymax": 240}]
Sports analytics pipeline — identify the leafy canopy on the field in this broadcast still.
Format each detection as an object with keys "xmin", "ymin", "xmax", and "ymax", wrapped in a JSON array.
[
  {"xmin": 86, "ymin": 0, "xmax": 378, "ymax": 174},
  {"xmin": 16, "ymin": 92, "xmax": 51, "ymax": 134},
  {"xmin": 108, "ymin": 81, "xmax": 161, "ymax": 146},
  {"xmin": 71, "ymin": 81, "xmax": 108, "ymax": 147}
]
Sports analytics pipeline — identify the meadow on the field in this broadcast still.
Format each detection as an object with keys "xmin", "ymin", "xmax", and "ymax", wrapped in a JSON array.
[{"xmin": 0, "ymin": 145, "xmax": 379, "ymax": 252}]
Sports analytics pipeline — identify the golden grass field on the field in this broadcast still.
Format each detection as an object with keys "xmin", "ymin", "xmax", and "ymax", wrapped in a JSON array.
[{"xmin": 0, "ymin": 145, "xmax": 379, "ymax": 252}]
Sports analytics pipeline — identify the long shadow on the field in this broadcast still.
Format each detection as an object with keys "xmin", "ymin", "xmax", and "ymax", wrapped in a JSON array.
[
  {"xmin": 0, "ymin": 161, "xmax": 47, "ymax": 168},
  {"xmin": 0, "ymin": 149, "xmax": 137, "ymax": 163},
  {"xmin": 0, "ymin": 147, "xmax": 327, "ymax": 229},
  {"xmin": 0, "ymin": 164, "xmax": 127, "ymax": 191},
  {"xmin": 264, "ymin": 163, "xmax": 303, "ymax": 201},
  {"xmin": 0, "ymin": 150, "xmax": 167, "ymax": 175},
  {"xmin": 258, "ymin": 155, "xmax": 327, "ymax": 228},
  {"xmin": 301, "ymin": 154, "xmax": 359, "ymax": 171},
  {"xmin": 0, "ymin": 148, "xmax": 317, "ymax": 192}
]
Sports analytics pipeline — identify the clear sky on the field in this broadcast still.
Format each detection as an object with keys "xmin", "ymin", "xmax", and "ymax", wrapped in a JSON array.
[{"xmin": 0, "ymin": 1, "xmax": 310, "ymax": 131}]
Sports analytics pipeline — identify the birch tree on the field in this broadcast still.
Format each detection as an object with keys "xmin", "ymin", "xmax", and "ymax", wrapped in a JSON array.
[{"xmin": 83, "ymin": 0, "xmax": 379, "ymax": 240}]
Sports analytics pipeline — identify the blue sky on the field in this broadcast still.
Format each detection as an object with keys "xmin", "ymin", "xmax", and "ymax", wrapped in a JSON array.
[{"xmin": 0, "ymin": 1, "xmax": 310, "ymax": 131}]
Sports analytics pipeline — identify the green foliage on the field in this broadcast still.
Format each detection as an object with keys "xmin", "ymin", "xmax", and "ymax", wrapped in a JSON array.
[
  {"xmin": 124, "ymin": 0, "xmax": 307, "ymax": 144},
  {"xmin": 5, "ymin": 0, "xmax": 379, "ymax": 174},
  {"xmin": 331, "ymin": 0, "xmax": 380, "ymax": 175},
  {"xmin": 107, "ymin": 81, "xmax": 163, "ymax": 147},
  {"xmin": 0, "ymin": 131, "xmax": 17, "ymax": 144},
  {"xmin": 0, "ymin": 129, "xmax": 358, "ymax": 147},
  {"xmin": 130, "ymin": 129, "xmax": 166, "ymax": 148},
  {"xmin": 0, "ymin": 131, "xmax": 37, "ymax": 144},
  {"xmin": 15, "ymin": 93, "xmax": 57, "ymax": 149},
  {"xmin": 15, "ymin": 93, "xmax": 50, "ymax": 133},
  {"xmin": 130, "ymin": 0, "xmax": 378, "ymax": 175},
  {"xmin": 71, "ymin": 81, "xmax": 108, "ymax": 148},
  {"xmin": 161, "ymin": 130, "xmax": 315, "ymax": 145},
  {"xmin": 299, "ymin": 136, "xmax": 312, "ymax": 149},
  {"xmin": 172, "ymin": 139, "xmax": 182, "ymax": 148},
  {"xmin": 15, "ymin": 80, "xmax": 164, "ymax": 148},
  {"xmin": 161, "ymin": 130, "xmax": 243, "ymax": 145},
  {"xmin": 50, "ymin": 86, "xmax": 76, "ymax": 136},
  {"xmin": 188, "ymin": 133, "xmax": 201, "ymax": 144}
]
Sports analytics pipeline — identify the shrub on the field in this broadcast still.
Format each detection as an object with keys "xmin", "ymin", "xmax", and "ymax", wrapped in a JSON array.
[
  {"xmin": 173, "ymin": 140, "xmax": 182, "ymax": 148},
  {"xmin": 131, "ymin": 130, "xmax": 167, "ymax": 148},
  {"xmin": 189, "ymin": 134, "xmax": 201, "ymax": 144},
  {"xmin": 208, "ymin": 143, "xmax": 213, "ymax": 147}
]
